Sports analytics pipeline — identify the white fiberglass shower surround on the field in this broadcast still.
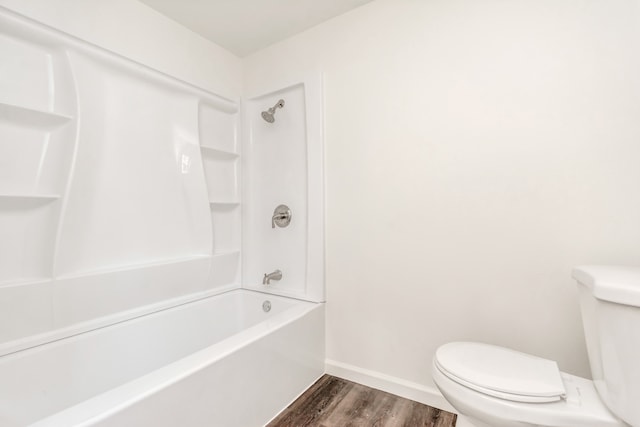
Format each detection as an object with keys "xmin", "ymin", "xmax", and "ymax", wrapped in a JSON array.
[{"xmin": 0, "ymin": 7, "xmax": 324, "ymax": 427}]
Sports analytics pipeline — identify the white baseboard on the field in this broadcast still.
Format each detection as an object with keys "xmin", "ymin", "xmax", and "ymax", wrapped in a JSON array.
[{"xmin": 325, "ymin": 359, "xmax": 457, "ymax": 413}]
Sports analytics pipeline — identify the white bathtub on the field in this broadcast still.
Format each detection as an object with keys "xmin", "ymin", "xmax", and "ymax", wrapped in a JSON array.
[{"xmin": 0, "ymin": 290, "xmax": 325, "ymax": 427}]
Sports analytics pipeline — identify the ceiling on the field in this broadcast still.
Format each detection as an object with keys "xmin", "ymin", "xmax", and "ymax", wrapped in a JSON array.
[{"xmin": 139, "ymin": 0, "xmax": 375, "ymax": 57}]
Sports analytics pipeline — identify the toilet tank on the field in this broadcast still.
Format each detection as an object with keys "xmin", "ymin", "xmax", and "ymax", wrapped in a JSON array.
[{"xmin": 573, "ymin": 266, "xmax": 640, "ymax": 427}]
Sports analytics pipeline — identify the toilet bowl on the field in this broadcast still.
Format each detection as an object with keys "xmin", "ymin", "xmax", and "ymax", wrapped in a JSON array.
[
  {"xmin": 432, "ymin": 266, "xmax": 640, "ymax": 427},
  {"xmin": 432, "ymin": 342, "xmax": 625, "ymax": 427}
]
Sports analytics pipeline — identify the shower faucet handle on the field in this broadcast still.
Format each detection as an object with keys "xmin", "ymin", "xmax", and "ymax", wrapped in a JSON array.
[{"xmin": 271, "ymin": 204, "xmax": 291, "ymax": 228}]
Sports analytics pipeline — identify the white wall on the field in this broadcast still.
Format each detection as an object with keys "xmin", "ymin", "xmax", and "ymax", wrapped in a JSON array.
[
  {"xmin": 244, "ymin": 0, "xmax": 640, "ymax": 389},
  {"xmin": 0, "ymin": 0, "xmax": 241, "ymax": 98}
]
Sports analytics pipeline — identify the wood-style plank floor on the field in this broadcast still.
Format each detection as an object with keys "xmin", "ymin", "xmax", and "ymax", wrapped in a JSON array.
[{"xmin": 267, "ymin": 375, "xmax": 457, "ymax": 427}]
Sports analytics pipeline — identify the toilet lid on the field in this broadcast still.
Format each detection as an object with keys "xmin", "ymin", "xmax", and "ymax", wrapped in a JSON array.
[{"xmin": 435, "ymin": 342, "xmax": 566, "ymax": 403}]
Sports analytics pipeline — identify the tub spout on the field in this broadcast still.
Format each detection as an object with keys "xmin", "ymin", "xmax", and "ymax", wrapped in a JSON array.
[{"xmin": 263, "ymin": 270, "xmax": 282, "ymax": 285}]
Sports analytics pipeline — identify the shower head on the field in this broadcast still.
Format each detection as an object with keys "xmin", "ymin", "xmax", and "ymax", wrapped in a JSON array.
[
  {"xmin": 261, "ymin": 99, "xmax": 285, "ymax": 123},
  {"xmin": 261, "ymin": 110, "xmax": 275, "ymax": 123}
]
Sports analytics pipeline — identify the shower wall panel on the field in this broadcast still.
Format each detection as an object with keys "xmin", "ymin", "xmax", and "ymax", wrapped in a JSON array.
[
  {"xmin": 243, "ymin": 78, "xmax": 324, "ymax": 302},
  {"xmin": 0, "ymin": 9, "xmax": 241, "ymax": 355},
  {"xmin": 54, "ymin": 52, "xmax": 211, "ymax": 277}
]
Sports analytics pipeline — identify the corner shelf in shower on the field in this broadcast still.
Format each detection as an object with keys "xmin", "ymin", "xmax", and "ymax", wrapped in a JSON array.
[
  {"xmin": 0, "ymin": 37, "xmax": 77, "ymax": 300},
  {"xmin": 209, "ymin": 201, "xmax": 240, "ymax": 207},
  {"xmin": 0, "ymin": 194, "xmax": 60, "ymax": 202},
  {"xmin": 199, "ymin": 145, "xmax": 239, "ymax": 159},
  {"xmin": 0, "ymin": 193, "xmax": 60, "ymax": 201},
  {"xmin": 55, "ymin": 254, "xmax": 213, "ymax": 281},
  {"xmin": 197, "ymin": 98, "xmax": 241, "ymax": 288},
  {"xmin": 209, "ymin": 202, "xmax": 240, "ymax": 255},
  {"xmin": 211, "ymin": 250, "xmax": 240, "ymax": 257},
  {"xmin": 0, "ymin": 102, "xmax": 73, "ymax": 129},
  {"xmin": 209, "ymin": 251, "xmax": 240, "ymax": 287},
  {"xmin": 0, "ymin": 276, "xmax": 52, "ymax": 289},
  {"xmin": 200, "ymin": 152, "xmax": 239, "ymax": 202}
]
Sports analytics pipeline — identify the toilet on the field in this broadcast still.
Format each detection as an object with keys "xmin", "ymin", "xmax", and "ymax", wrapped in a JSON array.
[{"xmin": 432, "ymin": 266, "xmax": 640, "ymax": 427}]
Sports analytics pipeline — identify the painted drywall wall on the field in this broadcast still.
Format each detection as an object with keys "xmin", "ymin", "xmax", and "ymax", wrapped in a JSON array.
[
  {"xmin": 244, "ymin": 0, "xmax": 640, "ymax": 388},
  {"xmin": 0, "ymin": 0, "xmax": 241, "ymax": 99}
]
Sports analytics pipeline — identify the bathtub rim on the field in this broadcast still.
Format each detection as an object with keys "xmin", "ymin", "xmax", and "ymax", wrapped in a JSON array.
[
  {"xmin": 0, "ymin": 282, "xmax": 240, "ymax": 358},
  {"xmin": 12, "ymin": 289, "xmax": 322, "ymax": 427}
]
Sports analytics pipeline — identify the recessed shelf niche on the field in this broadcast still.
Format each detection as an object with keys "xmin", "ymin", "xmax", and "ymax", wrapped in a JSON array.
[
  {"xmin": 198, "ymin": 100, "xmax": 241, "ymax": 287},
  {"xmin": 0, "ymin": 197, "xmax": 58, "ymax": 287},
  {"xmin": 210, "ymin": 203, "xmax": 241, "ymax": 254},
  {"xmin": 201, "ymin": 152, "xmax": 240, "ymax": 202},
  {"xmin": 209, "ymin": 252, "xmax": 240, "ymax": 288},
  {"xmin": 0, "ymin": 30, "xmax": 76, "ymax": 294},
  {"xmin": 199, "ymin": 102, "xmax": 238, "ymax": 153}
]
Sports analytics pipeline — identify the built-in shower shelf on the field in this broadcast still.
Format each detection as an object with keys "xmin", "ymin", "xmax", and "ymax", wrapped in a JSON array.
[
  {"xmin": 211, "ymin": 250, "xmax": 240, "ymax": 258},
  {"xmin": 0, "ymin": 276, "xmax": 52, "ymax": 289},
  {"xmin": 0, "ymin": 102, "xmax": 73, "ymax": 128},
  {"xmin": 209, "ymin": 201, "xmax": 240, "ymax": 208},
  {"xmin": 56, "ymin": 254, "xmax": 212, "ymax": 280},
  {"xmin": 0, "ymin": 194, "xmax": 60, "ymax": 204},
  {"xmin": 200, "ymin": 145, "xmax": 239, "ymax": 160},
  {"xmin": 209, "ymin": 201, "xmax": 241, "ymax": 208}
]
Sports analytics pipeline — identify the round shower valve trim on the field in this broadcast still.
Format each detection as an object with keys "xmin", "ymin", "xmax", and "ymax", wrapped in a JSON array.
[{"xmin": 272, "ymin": 204, "xmax": 292, "ymax": 228}]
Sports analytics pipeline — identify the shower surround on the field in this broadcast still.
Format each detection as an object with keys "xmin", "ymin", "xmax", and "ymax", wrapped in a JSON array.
[{"xmin": 0, "ymin": 7, "xmax": 324, "ymax": 426}]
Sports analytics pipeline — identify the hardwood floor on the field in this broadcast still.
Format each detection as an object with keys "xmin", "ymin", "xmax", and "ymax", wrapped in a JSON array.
[{"xmin": 267, "ymin": 375, "xmax": 457, "ymax": 427}]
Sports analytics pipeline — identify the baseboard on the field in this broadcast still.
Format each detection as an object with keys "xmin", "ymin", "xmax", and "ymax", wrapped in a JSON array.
[{"xmin": 324, "ymin": 359, "xmax": 456, "ymax": 413}]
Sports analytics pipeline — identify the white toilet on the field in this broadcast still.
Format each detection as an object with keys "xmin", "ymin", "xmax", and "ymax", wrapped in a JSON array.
[{"xmin": 432, "ymin": 266, "xmax": 640, "ymax": 427}]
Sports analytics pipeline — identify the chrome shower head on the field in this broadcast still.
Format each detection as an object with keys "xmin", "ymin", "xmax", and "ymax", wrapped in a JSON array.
[
  {"xmin": 261, "ymin": 110, "xmax": 275, "ymax": 123},
  {"xmin": 261, "ymin": 99, "xmax": 285, "ymax": 123}
]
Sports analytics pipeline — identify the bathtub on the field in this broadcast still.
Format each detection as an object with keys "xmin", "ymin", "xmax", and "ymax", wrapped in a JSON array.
[{"xmin": 0, "ymin": 290, "xmax": 325, "ymax": 427}]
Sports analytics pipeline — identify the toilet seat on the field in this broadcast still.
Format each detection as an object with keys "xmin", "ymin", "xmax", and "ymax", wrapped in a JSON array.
[
  {"xmin": 432, "ymin": 358, "xmax": 626, "ymax": 427},
  {"xmin": 435, "ymin": 342, "xmax": 566, "ymax": 403}
]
